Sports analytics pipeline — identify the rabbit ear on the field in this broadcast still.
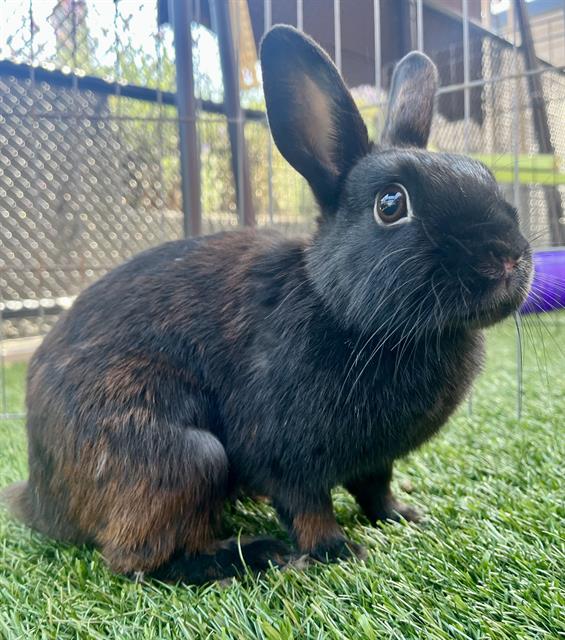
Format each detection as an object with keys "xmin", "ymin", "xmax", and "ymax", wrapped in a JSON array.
[
  {"xmin": 382, "ymin": 52, "xmax": 438, "ymax": 149},
  {"xmin": 260, "ymin": 25, "xmax": 369, "ymax": 210}
]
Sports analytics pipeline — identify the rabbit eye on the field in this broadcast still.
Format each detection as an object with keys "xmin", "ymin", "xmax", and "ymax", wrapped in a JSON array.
[{"xmin": 374, "ymin": 184, "xmax": 411, "ymax": 225}]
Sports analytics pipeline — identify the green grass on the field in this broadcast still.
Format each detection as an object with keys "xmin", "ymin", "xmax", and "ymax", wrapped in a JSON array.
[{"xmin": 1, "ymin": 316, "xmax": 564, "ymax": 639}]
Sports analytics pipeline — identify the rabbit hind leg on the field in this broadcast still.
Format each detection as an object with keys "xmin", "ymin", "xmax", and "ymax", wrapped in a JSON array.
[{"xmin": 96, "ymin": 427, "xmax": 229, "ymax": 577}]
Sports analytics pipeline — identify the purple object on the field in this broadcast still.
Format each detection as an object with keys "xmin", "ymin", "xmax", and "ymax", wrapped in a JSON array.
[{"xmin": 521, "ymin": 249, "xmax": 565, "ymax": 314}]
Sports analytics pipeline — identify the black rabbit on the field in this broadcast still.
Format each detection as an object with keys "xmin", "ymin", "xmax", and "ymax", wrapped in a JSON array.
[{"xmin": 3, "ymin": 26, "xmax": 532, "ymax": 584}]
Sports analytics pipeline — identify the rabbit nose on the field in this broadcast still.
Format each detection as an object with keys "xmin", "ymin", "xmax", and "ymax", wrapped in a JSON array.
[
  {"xmin": 502, "ymin": 237, "xmax": 529, "ymax": 273},
  {"xmin": 486, "ymin": 236, "xmax": 528, "ymax": 270},
  {"xmin": 503, "ymin": 257, "xmax": 519, "ymax": 274}
]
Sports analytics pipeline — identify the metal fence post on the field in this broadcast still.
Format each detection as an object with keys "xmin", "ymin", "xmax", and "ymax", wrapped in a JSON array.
[
  {"xmin": 211, "ymin": 0, "xmax": 256, "ymax": 227},
  {"xmin": 334, "ymin": 0, "xmax": 342, "ymax": 72},
  {"xmin": 169, "ymin": 0, "xmax": 201, "ymax": 237},
  {"xmin": 514, "ymin": 0, "xmax": 565, "ymax": 246}
]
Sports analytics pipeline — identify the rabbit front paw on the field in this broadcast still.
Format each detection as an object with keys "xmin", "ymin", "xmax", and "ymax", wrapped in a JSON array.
[
  {"xmin": 379, "ymin": 498, "xmax": 422, "ymax": 524},
  {"xmin": 347, "ymin": 471, "xmax": 423, "ymax": 525},
  {"xmin": 310, "ymin": 537, "xmax": 367, "ymax": 563}
]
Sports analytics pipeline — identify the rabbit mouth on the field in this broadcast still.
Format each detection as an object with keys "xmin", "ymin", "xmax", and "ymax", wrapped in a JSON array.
[{"xmin": 462, "ymin": 259, "xmax": 533, "ymax": 328}]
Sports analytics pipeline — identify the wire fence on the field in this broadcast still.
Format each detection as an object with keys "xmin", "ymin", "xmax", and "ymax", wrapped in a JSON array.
[{"xmin": 1, "ymin": 0, "xmax": 564, "ymax": 420}]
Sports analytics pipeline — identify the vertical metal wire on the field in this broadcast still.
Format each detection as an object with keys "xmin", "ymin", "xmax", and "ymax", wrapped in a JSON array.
[
  {"xmin": 546, "ymin": 13, "xmax": 554, "ymax": 63},
  {"xmin": 462, "ymin": 0, "xmax": 473, "ymax": 417},
  {"xmin": 334, "ymin": 0, "xmax": 341, "ymax": 73},
  {"xmin": 68, "ymin": 0, "xmax": 83, "ymax": 301},
  {"xmin": 156, "ymin": 12, "xmax": 165, "ymax": 243},
  {"xmin": 194, "ymin": 0, "xmax": 202, "ymax": 233},
  {"xmin": 188, "ymin": 0, "xmax": 202, "ymax": 233},
  {"xmin": 28, "ymin": 0, "xmax": 35, "ymax": 88},
  {"xmin": 512, "ymin": 1, "xmax": 524, "ymax": 419},
  {"xmin": 462, "ymin": 0, "xmax": 470, "ymax": 152},
  {"xmin": 483, "ymin": 3, "xmax": 494, "ymax": 174},
  {"xmin": 264, "ymin": 0, "xmax": 274, "ymax": 226},
  {"xmin": 264, "ymin": 0, "xmax": 272, "ymax": 31},
  {"xmin": 0, "ymin": 182, "xmax": 5, "ymax": 413},
  {"xmin": 29, "ymin": 0, "xmax": 36, "ymax": 360},
  {"xmin": 71, "ymin": 0, "xmax": 78, "ymax": 78},
  {"xmin": 416, "ymin": 0, "xmax": 424, "ymax": 52},
  {"xmin": 295, "ymin": 0, "xmax": 305, "ymax": 226},
  {"xmin": 563, "ymin": 0, "xmax": 565, "ymax": 62},
  {"xmin": 511, "ymin": 5, "xmax": 521, "ymax": 218},
  {"xmin": 514, "ymin": 312, "xmax": 524, "ymax": 421},
  {"xmin": 373, "ymin": 0, "xmax": 383, "ymax": 138},
  {"xmin": 29, "ymin": 0, "xmax": 36, "ymax": 354},
  {"xmin": 32, "ymin": 0, "xmax": 47, "ymax": 344},
  {"xmin": 113, "ymin": 2, "xmax": 122, "ymax": 146},
  {"xmin": 0, "ymin": 305, "xmax": 5, "ymax": 418},
  {"xmin": 373, "ymin": 0, "xmax": 381, "ymax": 90},
  {"xmin": 296, "ymin": 0, "xmax": 303, "ymax": 31},
  {"xmin": 194, "ymin": 0, "xmax": 202, "ymax": 121},
  {"xmin": 234, "ymin": 2, "xmax": 245, "ymax": 226}
]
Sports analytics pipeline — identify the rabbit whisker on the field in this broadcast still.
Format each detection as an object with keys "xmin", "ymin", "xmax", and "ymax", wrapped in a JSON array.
[{"xmin": 335, "ymin": 275, "xmax": 428, "ymax": 410}]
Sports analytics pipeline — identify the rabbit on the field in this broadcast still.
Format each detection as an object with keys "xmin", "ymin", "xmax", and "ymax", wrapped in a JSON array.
[{"xmin": 2, "ymin": 25, "xmax": 532, "ymax": 585}]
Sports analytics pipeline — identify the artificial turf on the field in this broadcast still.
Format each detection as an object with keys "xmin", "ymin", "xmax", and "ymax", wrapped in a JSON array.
[{"xmin": 0, "ymin": 315, "xmax": 563, "ymax": 639}]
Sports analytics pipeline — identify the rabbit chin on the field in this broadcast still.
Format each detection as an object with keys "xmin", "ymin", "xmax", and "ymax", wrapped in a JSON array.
[{"xmin": 463, "ymin": 273, "xmax": 531, "ymax": 329}]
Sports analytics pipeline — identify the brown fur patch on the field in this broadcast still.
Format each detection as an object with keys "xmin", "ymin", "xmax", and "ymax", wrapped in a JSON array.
[
  {"xmin": 293, "ymin": 510, "xmax": 342, "ymax": 552},
  {"xmin": 95, "ymin": 478, "xmax": 216, "ymax": 573}
]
